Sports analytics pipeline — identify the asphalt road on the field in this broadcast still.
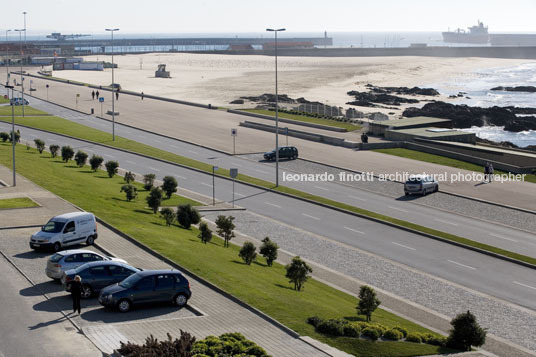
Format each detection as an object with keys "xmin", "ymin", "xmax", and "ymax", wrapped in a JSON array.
[{"xmin": 2, "ymin": 122, "xmax": 536, "ymax": 312}]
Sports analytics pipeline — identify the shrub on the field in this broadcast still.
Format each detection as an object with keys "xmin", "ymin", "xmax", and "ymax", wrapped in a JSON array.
[
  {"xmin": 198, "ymin": 221, "xmax": 212, "ymax": 244},
  {"xmin": 105, "ymin": 160, "xmax": 119, "ymax": 178},
  {"xmin": 162, "ymin": 175, "xmax": 178, "ymax": 199},
  {"xmin": 89, "ymin": 155, "xmax": 104, "ymax": 171},
  {"xmin": 74, "ymin": 150, "xmax": 88, "ymax": 167},
  {"xmin": 191, "ymin": 332, "xmax": 268, "ymax": 357},
  {"xmin": 239, "ymin": 241, "xmax": 257, "ymax": 265},
  {"xmin": 406, "ymin": 332, "xmax": 423, "ymax": 343},
  {"xmin": 176, "ymin": 204, "xmax": 200, "ymax": 229},
  {"xmin": 120, "ymin": 184, "xmax": 138, "ymax": 202},
  {"xmin": 124, "ymin": 171, "xmax": 136, "ymax": 184},
  {"xmin": 61, "ymin": 146, "xmax": 74, "ymax": 162},
  {"xmin": 0, "ymin": 132, "xmax": 8, "ymax": 142},
  {"xmin": 383, "ymin": 329, "xmax": 403, "ymax": 341},
  {"xmin": 285, "ymin": 256, "xmax": 312, "ymax": 291},
  {"xmin": 259, "ymin": 237, "xmax": 278, "ymax": 267},
  {"xmin": 143, "ymin": 173, "xmax": 156, "ymax": 190},
  {"xmin": 160, "ymin": 207, "xmax": 175, "ymax": 227},
  {"xmin": 10, "ymin": 130, "xmax": 20, "ymax": 143},
  {"xmin": 49, "ymin": 144, "xmax": 59, "ymax": 158},
  {"xmin": 146, "ymin": 187, "xmax": 163, "ymax": 213},
  {"xmin": 422, "ymin": 333, "xmax": 446, "ymax": 346},
  {"xmin": 393, "ymin": 326, "xmax": 408, "ymax": 338},
  {"xmin": 118, "ymin": 331, "xmax": 195, "ymax": 356},
  {"xmin": 316, "ymin": 319, "xmax": 346, "ymax": 336},
  {"xmin": 446, "ymin": 310, "xmax": 486, "ymax": 351},
  {"xmin": 34, "ymin": 139, "xmax": 45, "ymax": 153},
  {"xmin": 215, "ymin": 215, "xmax": 235, "ymax": 248},
  {"xmin": 306, "ymin": 316, "xmax": 322, "ymax": 327},
  {"xmin": 357, "ymin": 285, "xmax": 381, "ymax": 322},
  {"xmin": 362, "ymin": 327, "xmax": 380, "ymax": 341},
  {"xmin": 343, "ymin": 323, "xmax": 361, "ymax": 337}
]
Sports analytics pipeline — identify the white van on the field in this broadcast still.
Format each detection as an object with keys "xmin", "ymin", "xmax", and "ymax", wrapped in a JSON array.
[{"xmin": 30, "ymin": 212, "xmax": 98, "ymax": 252}]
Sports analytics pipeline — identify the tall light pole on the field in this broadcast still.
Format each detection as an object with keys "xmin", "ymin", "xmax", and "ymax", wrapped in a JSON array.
[
  {"xmin": 5, "ymin": 84, "xmax": 16, "ymax": 186},
  {"xmin": 14, "ymin": 29, "xmax": 25, "ymax": 117},
  {"xmin": 105, "ymin": 28, "xmax": 119, "ymax": 140},
  {"xmin": 23, "ymin": 12, "xmax": 27, "ymax": 43},
  {"xmin": 5, "ymin": 30, "xmax": 11, "ymax": 87},
  {"xmin": 266, "ymin": 28, "xmax": 285, "ymax": 187}
]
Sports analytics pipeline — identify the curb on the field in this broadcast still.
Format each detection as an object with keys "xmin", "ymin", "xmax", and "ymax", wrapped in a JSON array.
[{"xmin": 0, "ymin": 224, "xmax": 43, "ymax": 230}]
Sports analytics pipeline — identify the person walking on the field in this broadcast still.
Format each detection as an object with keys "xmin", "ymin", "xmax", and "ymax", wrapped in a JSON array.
[
  {"xmin": 70, "ymin": 275, "xmax": 82, "ymax": 315},
  {"xmin": 91, "ymin": 90, "xmax": 95, "ymax": 100},
  {"xmin": 489, "ymin": 163, "xmax": 494, "ymax": 182},
  {"xmin": 115, "ymin": 91, "xmax": 119, "ymax": 101},
  {"xmin": 484, "ymin": 162, "xmax": 489, "ymax": 182},
  {"xmin": 95, "ymin": 90, "xmax": 100, "ymax": 99},
  {"xmin": 141, "ymin": 92, "xmax": 144, "ymax": 100}
]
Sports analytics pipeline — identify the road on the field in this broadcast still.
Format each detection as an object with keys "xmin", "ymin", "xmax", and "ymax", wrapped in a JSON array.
[{"xmin": 2, "ymin": 121, "xmax": 536, "ymax": 312}]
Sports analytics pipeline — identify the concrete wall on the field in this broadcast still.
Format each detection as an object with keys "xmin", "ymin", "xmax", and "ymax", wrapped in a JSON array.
[{"xmin": 385, "ymin": 130, "xmax": 476, "ymax": 144}]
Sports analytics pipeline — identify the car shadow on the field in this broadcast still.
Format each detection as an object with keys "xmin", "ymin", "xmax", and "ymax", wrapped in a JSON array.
[
  {"xmin": 32, "ymin": 294, "xmax": 102, "ymax": 313},
  {"xmin": 20, "ymin": 281, "xmax": 64, "ymax": 297},
  {"xmin": 81, "ymin": 303, "xmax": 190, "ymax": 323},
  {"xmin": 14, "ymin": 250, "xmax": 51, "ymax": 260},
  {"xmin": 395, "ymin": 194, "xmax": 422, "ymax": 201}
]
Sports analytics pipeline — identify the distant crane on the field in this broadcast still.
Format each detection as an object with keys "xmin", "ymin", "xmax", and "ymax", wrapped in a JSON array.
[{"xmin": 46, "ymin": 33, "xmax": 90, "ymax": 41}]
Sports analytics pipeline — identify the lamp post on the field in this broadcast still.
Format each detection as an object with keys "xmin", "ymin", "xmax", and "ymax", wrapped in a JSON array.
[
  {"xmin": 14, "ymin": 29, "xmax": 25, "ymax": 117},
  {"xmin": 266, "ymin": 28, "xmax": 285, "ymax": 187},
  {"xmin": 105, "ymin": 28, "xmax": 119, "ymax": 140},
  {"xmin": 23, "ymin": 12, "xmax": 27, "ymax": 43},
  {"xmin": 5, "ymin": 30, "xmax": 11, "ymax": 87},
  {"xmin": 5, "ymin": 85, "xmax": 16, "ymax": 186}
]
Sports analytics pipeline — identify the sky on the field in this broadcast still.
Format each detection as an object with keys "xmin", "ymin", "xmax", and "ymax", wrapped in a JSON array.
[{"xmin": 2, "ymin": 0, "xmax": 535, "ymax": 36}]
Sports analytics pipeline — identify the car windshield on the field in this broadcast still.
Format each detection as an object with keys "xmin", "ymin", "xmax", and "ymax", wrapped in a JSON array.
[
  {"xmin": 406, "ymin": 178, "xmax": 423, "ymax": 184},
  {"xmin": 42, "ymin": 220, "xmax": 65, "ymax": 233},
  {"xmin": 119, "ymin": 273, "xmax": 141, "ymax": 288}
]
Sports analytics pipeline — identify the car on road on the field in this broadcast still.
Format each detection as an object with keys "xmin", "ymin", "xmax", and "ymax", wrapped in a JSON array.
[
  {"xmin": 46, "ymin": 249, "xmax": 127, "ymax": 280},
  {"xmin": 98, "ymin": 270, "xmax": 191, "ymax": 312},
  {"xmin": 404, "ymin": 175, "xmax": 439, "ymax": 196},
  {"xmin": 10, "ymin": 97, "xmax": 29, "ymax": 106},
  {"xmin": 62, "ymin": 261, "xmax": 140, "ymax": 298},
  {"xmin": 263, "ymin": 146, "xmax": 298, "ymax": 161},
  {"xmin": 30, "ymin": 212, "xmax": 98, "ymax": 252}
]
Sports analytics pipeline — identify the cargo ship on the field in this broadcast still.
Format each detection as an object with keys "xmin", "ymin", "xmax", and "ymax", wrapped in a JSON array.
[{"xmin": 442, "ymin": 21, "xmax": 489, "ymax": 44}]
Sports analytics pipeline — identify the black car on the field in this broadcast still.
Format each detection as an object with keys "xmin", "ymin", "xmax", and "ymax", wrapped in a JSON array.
[
  {"xmin": 98, "ymin": 270, "xmax": 191, "ymax": 312},
  {"xmin": 263, "ymin": 146, "xmax": 298, "ymax": 161},
  {"xmin": 62, "ymin": 261, "xmax": 140, "ymax": 298}
]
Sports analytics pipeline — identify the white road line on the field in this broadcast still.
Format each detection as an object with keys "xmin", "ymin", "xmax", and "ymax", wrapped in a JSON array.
[
  {"xmin": 513, "ymin": 281, "xmax": 536, "ymax": 291},
  {"xmin": 313, "ymin": 185, "xmax": 329, "ymax": 191},
  {"xmin": 48, "ymin": 138, "xmax": 57, "ymax": 142},
  {"xmin": 387, "ymin": 206, "xmax": 408, "ymax": 213},
  {"xmin": 349, "ymin": 195, "xmax": 366, "ymax": 201},
  {"xmin": 344, "ymin": 227, "xmax": 364, "ymax": 234},
  {"xmin": 126, "ymin": 160, "xmax": 137, "ymax": 165},
  {"xmin": 170, "ymin": 145, "xmax": 179, "ymax": 149},
  {"xmin": 447, "ymin": 260, "xmax": 476, "ymax": 270},
  {"xmin": 490, "ymin": 233, "xmax": 518, "ymax": 242},
  {"xmin": 153, "ymin": 139, "xmax": 162, "ymax": 144},
  {"xmin": 255, "ymin": 169, "xmax": 269, "ymax": 174},
  {"xmin": 264, "ymin": 202, "xmax": 282, "ymax": 208},
  {"xmin": 148, "ymin": 167, "xmax": 160, "ymax": 172},
  {"xmin": 392, "ymin": 242, "xmax": 416, "ymax": 251},
  {"xmin": 434, "ymin": 219, "xmax": 458, "ymax": 226},
  {"xmin": 302, "ymin": 213, "xmax": 320, "ymax": 220},
  {"xmin": 102, "ymin": 154, "xmax": 113, "ymax": 158},
  {"xmin": 235, "ymin": 193, "xmax": 245, "ymax": 197},
  {"xmin": 233, "ymin": 163, "xmax": 242, "ymax": 167},
  {"xmin": 29, "ymin": 134, "xmax": 37, "ymax": 137},
  {"xmin": 201, "ymin": 182, "xmax": 212, "ymax": 187},
  {"xmin": 176, "ymin": 175, "xmax": 186, "ymax": 180},
  {"xmin": 188, "ymin": 150, "xmax": 198, "ymax": 154}
]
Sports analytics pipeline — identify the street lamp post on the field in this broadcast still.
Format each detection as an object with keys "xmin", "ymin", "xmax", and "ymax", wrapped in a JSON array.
[
  {"xmin": 6, "ymin": 85, "xmax": 16, "ymax": 186},
  {"xmin": 266, "ymin": 28, "xmax": 285, "ymax": 187},
  {"xmin": 23, "ymin": 12, "xmax": 27, "ymax": 43},
  {"xmin": 14, "ymin": 29, "xmax": 25, "ymax": 117},
  {"xmin": 5, "ymin": 30, "xmax": 11, "ymax": 87},
  {"xmin": 105, "ymin": 28, "xmax": 119, "ymax": 140}
]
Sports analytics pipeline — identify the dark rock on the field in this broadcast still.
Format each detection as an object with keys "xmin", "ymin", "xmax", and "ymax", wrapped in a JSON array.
[
  {"xmin": 229, "ymin": 99, "xmax": 244, "ymax": 104},
  {"xmin": 491, "ymin": 86, "xmax": 536, "ymax": 93},
  {"xmin": 239, "ymin": 93, "xmax": 296, "ymax": 103},
  {"xmin": 504, "ymin": 106, "xmax": 536, "ymax": 115},
  {"xmin": 369, "ymin": 86, "xmax": 440, "ymax": 96},
  {"xmin": 347, "ymin": 90, "xmax": 419, "ymax": 106}
]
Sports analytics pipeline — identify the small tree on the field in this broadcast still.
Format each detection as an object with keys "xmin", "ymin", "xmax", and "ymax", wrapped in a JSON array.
[
  {"xmin": 0, "ymin": 132, "xmax": 9, "ymax": 142},
  {"xmin": 143, "ymin": 173, "xmax": 156, "ymax": 190},
  {"xmin": 124, "ymin": 171, "xmax": 136, "ymax": 184},
  {"xmin": 10, "ymin": 130, "xmax": 20, "ymax": 143},
  {"xmin": 160, "ymin": 207, "xmax": 175, "ymax": 227},
  {"xmin": 198, "ymin": 221, "xmax": 212, "ymax": 244},
  {"xmin": 285, "ymin": 256, "xmax": 312, "ymax": 291},
  {"xmin": 146, "ymin": 187, "xmax": 163, "ymax": 214},
  {"xmin": 259, "ymin": 237, "xmax": 279, "ymax": 267},
  {"xmin": 239, "ymin": 241, "xmax": 257, "ymax": 265},
  {"xmin": 61, "ymin": 146, "xmax": 74, "ymax": 162},
  {"xmin": 176, "ymin": 204, "xmax": 200, "ymax": 229},
  {"xmin": 357, "ymin": 285, "xmax": 381, "ymax": 322},
  {"xmin": 34, "ymin": 139, "xmax": 45, "ymax": 154},
  {"xmin": 161, "ymin": 176, "xmax": 178, "ymax": 199},
  {"xmin": 49, "ymin": 144, "xmax": 60, "ymax": 158},
  {"xmin": 446, "ymin": 310, "xmax": 487, "ymax": 351},
  {"xmin": 120, "ymin": 184, "xmax": 138, "ymax": 202},
  {"xmin": 215, "ymin": 215, "xmax": 235, "ymax": 248},
  {"xmin": 74, "ymin": 150, "xmax": 88, "ymax": 167},
  {"xmin": 105, "ymin": 160, "xmax": 119, "ymax": 178},
  {"xmin": 89, "ymin": 155, "xmax": 104, "ymax": 171}
]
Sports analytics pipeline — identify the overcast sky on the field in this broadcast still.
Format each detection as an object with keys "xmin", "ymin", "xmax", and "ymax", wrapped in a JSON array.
[{"xmin": 2, "ymin": 0, "xmax": 535, "ymax": 35}]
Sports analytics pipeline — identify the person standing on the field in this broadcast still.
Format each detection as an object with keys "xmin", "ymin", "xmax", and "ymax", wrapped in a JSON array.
[
  {"xmin": 91, "ymin": 90, "xmax": 95, "ymax": 100},
  {"xmin": 141, "ymin": 92, "xmax": 144, "ymax": 100},
  {"xmin": 489, "ymin": 163, "xmax": 494, "ymax": 182},
  {"xmin": 115, "ymin": 91, "xmax": 119, "ymax": 101},
  {"xmin": 70, "ymin": 275, "xmax": 82, "ymax": 315},
  {"xmin": 95, "ymin": 90, "xmax": 100, "ymax": 99},
  {"xmin": 484, "ymin": 162, "xmax": 489, "ymax": 182}
]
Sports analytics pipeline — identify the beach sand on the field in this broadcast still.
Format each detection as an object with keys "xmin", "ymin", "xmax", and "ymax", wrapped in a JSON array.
[{"xmin": 46, "ymin": 53, "xmax": 532, "ymax": 115}]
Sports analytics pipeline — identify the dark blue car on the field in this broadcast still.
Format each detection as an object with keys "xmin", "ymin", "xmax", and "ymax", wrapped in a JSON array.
[
  {"xmin": 62, "ymin": 261, "xmax": 140, "ymax": 298},
  {"xmin": 98, "ymin": 270, "xmax": 192, "ymax": 312}
]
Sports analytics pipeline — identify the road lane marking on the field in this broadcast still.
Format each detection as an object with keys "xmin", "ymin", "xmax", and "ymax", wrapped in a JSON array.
[
  {"xmin": 255, "ymin": 169, "xmax": 269, "ymax": 174},
  {"xmin": 349, "ymin": 195, "xmax": 366, "ymax": 201},
  {"xmin": 29, "ymin": 134, "xmax": 37, "ymax": 137},
  {"xmin": 392, "ymin": 242, "xmax": 416, "ymax": 250},
  {"xmin": 170, "ymin": 145, "xmax": 179, "ymax": 149},
  {"xmin": 513, "ymin": 281, "xmax": 536, "ymax": 291},
  {"xmin": 313, "ymin": 185, "xmax": 329, "ymax": 191},
  {"xmin": 153, "ymin": 139, "xmax": 162, "ymax": 144},
  {"xmin": 188, "ymin": 150, "xmax": 198, "ymax": 154},
  {"xmin": 344, "ymin": 227, "xmax": 364, "ymax": 234},
  {"xmin": 176, "ymin": 175, "xmax": 186, "ymax": 180},
  {"xmin": 201, "ymin": 183, "xmax": 212, "ymax": 187},
  {"xmin": 387, "ymin": 206, "xmax": 408, "ymax": 213},
  {"xmin": 48, "ymin": 138, "xmax": 57, "ymax": 142},
  {"xmin": 490, "ymin": 233, "xmax": 518, "ymax": 242},
  {"xmin": 264, "ymin": 202, "xmax": 282, "ymax": 208},
  {"xmin": 102, "ymin": 154, "xmax": 113, "ymax": 158},
  {"xmin": 235, "ymin": 193, "xmax": 245, "ymax": 197},
  {"xmin": 233, "ymin": 163, "xmax": 242, "ymax": 167},
  {"xmin": 148, "ymin": 167, "xmax": 160, "ymax": 172},
  {"xmin": 302, "ymin": 213, "xmax": 320, "ymax": 220},
  {"xmin": 447, "ymin": 260, "xmax": 476, "ymax": 270},
  {"xmin": 126, "ymin": 160, "xmax": 137, "ymax": 165},
  {"xmin": 434, "ymin": 219, "xmax": 458, "ymax": 226}
]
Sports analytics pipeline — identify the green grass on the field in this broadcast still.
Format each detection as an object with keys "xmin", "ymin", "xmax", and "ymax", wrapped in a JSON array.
[
  {"xmin": 0, "ymin": 142, "xmax": 449, "ymax": 357},
  {"xmin": 242, "ymin": 109, "xmax": 361, "ymax": 132},
  {"xmin": 0, "ymin": 106, "xmax": 49, "ymax": 116},
  {"xmin": 0, "ymin": 197, "xmax": 39, "ymax": 209},
  {"xmin": 0, "ymin": 97, "xmax": 9, "ymax": 104},
  {"xmin": 4, "ymin": 114, "xmax": 536, "ymax": 267},
  {"xmin": 375, "ymin": 148, "xmax": 536, "ymax": 184}
]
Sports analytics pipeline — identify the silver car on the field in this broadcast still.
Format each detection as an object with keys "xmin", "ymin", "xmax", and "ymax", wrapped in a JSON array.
[
  {"xmin": 404, "ymin": 175, "xmax": 439, "ymax": 196},
  {"xmin": 46, "ymin": 249, "xmax": 127, "ymax": 280}
]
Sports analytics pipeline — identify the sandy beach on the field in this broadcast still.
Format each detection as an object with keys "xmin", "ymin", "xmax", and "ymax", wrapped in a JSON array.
[{"xmin": 41, "ymin": 53, "xmax": 532, "ymax": 115}]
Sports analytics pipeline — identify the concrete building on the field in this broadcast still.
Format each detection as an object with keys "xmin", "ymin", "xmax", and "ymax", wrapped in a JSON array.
[
  {"xmin": 370, "ymin": 116, "xmax": 452, "ymax": 136},
  {"xmin": 385, "ymin": 127, "xmax": 476, "ymax": 144}
]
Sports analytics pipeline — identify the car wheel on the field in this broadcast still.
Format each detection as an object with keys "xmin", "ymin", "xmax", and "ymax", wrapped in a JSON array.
[
  {"xmin": 421, "ymin": 188, "xmax": 427, "ymax": 196},
  {"xmin": 434, "ymin": 185, "xmax": 439, "ymax": 193},
  {"xmin": 53, "ymin": 242, "xmax": 61, "ymax": 252},
  {"xmin": 174, "ymin": 293, "xmax": 188, "ymax": 307},
  {"xmin": 118, "ymin": 299, "xmax": 131, "ymax": 312},
  {"xmin": 86, "ymin": 235, "xmax": 95, "ymax": 246},
  {"xmin": 404, "ymin": 192, "xmax": 409, "ymax": 196},
  {"xmin": 81, "ymin": 284, "xmax": 93, "ymax": 299}
]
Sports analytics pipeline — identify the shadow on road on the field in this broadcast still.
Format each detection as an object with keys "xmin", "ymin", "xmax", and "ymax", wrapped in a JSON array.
[{"xmin": 20, "ymin": 280, "xmax": 63, "ymax": 297}]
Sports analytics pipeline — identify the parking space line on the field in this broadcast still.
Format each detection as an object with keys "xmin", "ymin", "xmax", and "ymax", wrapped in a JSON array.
[
  {"xmin": 448, "ymin": 260, "xmax": 476, "ymax": 270},
  {"xmin": 302, "ymin": 213, "xmax": 320, "ymax": 220},
  {"xmin": 513, "ymin": 281, "xmax": 536, "ymax": 290},
  {"xmin": 392, "ymin": 242, "xmax": 416, "ymax": 251},
  {"xmin": 435, "ymin": 219, "xmax": 458, "ymax": 226},
  {"xmin": 490, "ymin": 233, "xmax": 518, "ymax": 242},
  {"xmin": 387, "ymin": 206, "xmax": 408, "ymax": 213},
  {"xmin": 344, "ymin": 227, "xmax": 364, "ymax": 234},
  {"xmin": 264, "ymin": 202, "xmax": 282, "ymax": 208}
]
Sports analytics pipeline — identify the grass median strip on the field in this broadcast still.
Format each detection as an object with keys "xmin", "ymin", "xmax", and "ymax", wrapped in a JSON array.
[
  {"xmin": 0, "ymin": 197, "xmax": 39, "ymax": 209},
  {"xmin": 0, "ymin": 106, "xmax": 49, "ymax": 116},
  {"xmin": 3, "ymin": 114, "xmax": 535, "ymax": 267},
  {"xmin": 0, "ymin": 142, "xmax": 451, "ymax": 356}
]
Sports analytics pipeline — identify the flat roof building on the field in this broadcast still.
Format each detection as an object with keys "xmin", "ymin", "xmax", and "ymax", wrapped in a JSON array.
[{"xmin": 370, "ymin": 116, "xmax": 452, "ymax": 136}]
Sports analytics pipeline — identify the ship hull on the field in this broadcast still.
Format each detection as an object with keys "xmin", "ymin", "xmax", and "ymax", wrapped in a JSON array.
[{"xmin": 442, "ymin": 32, "xmax": 489, "ymax": 44}]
